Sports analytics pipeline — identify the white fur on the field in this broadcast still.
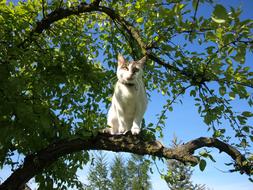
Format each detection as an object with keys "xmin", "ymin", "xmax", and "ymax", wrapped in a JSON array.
[{"xmin": 107, "ymin": 54, "xmax": 148, "ymax": 135}]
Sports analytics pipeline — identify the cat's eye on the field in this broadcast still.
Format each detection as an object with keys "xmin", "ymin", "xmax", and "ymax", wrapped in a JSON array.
[
  {"xmin": 133, "ymin": 68, "xmax": 139, "ymax": 73},
  {"xmin": 122, "ymin": 66, "xmax": 129, "ymax": 71}
]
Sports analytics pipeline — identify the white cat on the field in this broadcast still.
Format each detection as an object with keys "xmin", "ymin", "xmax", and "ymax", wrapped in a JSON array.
[{"xmin": 106, "ymin": 54, "xmax": 148, "ymax": 135}]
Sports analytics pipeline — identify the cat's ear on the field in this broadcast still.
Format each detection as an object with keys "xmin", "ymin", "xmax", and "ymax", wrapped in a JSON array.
[
  {"xmin": 118, "ymin": 54, "xmax": 126, "ymax": 66},
  {"xmin": 136, "ymin": 55, "xmax": 147, "ymax": 68}
]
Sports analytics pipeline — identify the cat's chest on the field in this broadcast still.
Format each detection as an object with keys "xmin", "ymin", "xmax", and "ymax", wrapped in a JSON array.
[{"xmin": 115, "ymin": 83, "xmax": 141, "ymax": 102}]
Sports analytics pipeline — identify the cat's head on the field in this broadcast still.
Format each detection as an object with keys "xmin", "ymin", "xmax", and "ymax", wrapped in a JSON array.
[{"xmin": 117, "ymin": 54, "xmax": 146, "ymax": 84}]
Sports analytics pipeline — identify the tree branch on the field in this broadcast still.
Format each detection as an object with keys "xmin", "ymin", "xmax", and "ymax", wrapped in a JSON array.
[
  {"xmin": 42, "ymin": 0, "xmax": 46, "ymax": 18},
  {"xmin": 0, "ymin": 132, "xmax": 251, "ymax": 190},
  {"xmin": 193, "ymin": 0, "xmax": 200, "ymax": 22},
  {"xmin": 17, "ymin": 1, "xmax": 100, "ymax": 48}
]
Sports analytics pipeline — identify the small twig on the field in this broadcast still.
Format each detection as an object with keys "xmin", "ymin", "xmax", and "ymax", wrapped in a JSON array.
[
  {"xmin": 112, "ymin": 19, "xmax": 138, "ymax": 59},
  {"xmin": 155, "ymin": 84, "xmax": 192, "ymax": 129},
  {"xmin": 58, "ymin": 0, "xmax": 63, "ymax": 8},
  {"xmin": 202, "ymin": 83, "xmax": 241, "ymax": 132},
  {"xmin": 154, "ymin": 159, "xmax": 163, "ymax": 176},
  {"xmin": 193, "ymin": 0, "xmax": 200, "ymax": 23},
  {"xmin": 42, "ymin": 0, "xmax": 46, "ymax": 18},
  {"xmin": 215, "ymin": 78, "xmax": 253, "ymax": 89},
  {"xmin": 214, "ymin": 166, "xmax": 231, "ymax": 173},
  {"xmin": 146, "ymin": 1, "xmax": 181, "ymax": 7}
]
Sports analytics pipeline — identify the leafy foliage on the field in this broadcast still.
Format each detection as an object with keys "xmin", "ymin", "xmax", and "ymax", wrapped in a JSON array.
[
  {"xmin": 0, "ymin": 0, "xmax": 252, "ymax": 188},
  {"xmin": 35, "ymin": 151, "xmax": 89, "ymax": 189}
]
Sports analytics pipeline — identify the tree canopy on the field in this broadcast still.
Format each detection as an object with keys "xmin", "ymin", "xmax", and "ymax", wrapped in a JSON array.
[{"xmin": 0, "ymin": 0, "xmax": 252, "ymax": 189}]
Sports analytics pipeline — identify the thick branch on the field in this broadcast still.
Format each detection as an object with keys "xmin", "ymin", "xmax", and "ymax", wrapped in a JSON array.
[
  {"xmin": 184, "ymin": 137, "xmax": 248, "ymax": 167},
  {"xmin": 0, "ymin": 132, "xmax": 251, "ymax": 190},
  {"xmin": 18, "ymin": 1, "xmax": 100, "ymax": 48}
]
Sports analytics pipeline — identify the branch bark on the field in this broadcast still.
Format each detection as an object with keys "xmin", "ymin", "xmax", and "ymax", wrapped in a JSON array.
[{"xmin": 0, "ymin": 132, "xmax": 251, "ymax": 190}]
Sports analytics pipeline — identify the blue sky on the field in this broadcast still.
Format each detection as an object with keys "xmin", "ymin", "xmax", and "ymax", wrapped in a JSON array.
[
  {"xmin": 1, "ymin": 0, "xmax": 253, "ymax": 189},
  {"xmin": 147, "ymin": 94, "xmax": 252, "ymax": 190},
  {"xmin": 147, "ymin": 1, "xmax": 253, "ymax": 189},
  {"xmin": 145, "ymin": 1, "xmax": 253, "ymax": 189}
]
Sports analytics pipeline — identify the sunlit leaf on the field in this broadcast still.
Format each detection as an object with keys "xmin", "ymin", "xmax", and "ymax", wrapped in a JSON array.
[
  {"xmin": 199, "ymin": 159, "xmax": 207, "ymax": 171},
  {"xmin": 136, "ymin": 17, "xmax": 144, "ymax": 23},
  {"xmin": 212, "ymin": 4, "xmax": 228, "ymax": 23}
]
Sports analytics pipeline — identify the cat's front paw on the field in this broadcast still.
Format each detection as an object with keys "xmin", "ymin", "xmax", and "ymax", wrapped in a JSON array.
[
  {"xmin": 131, "ymin": 126, "xmax": 140, "ymax": 135},
  {"xmin": 118, "ymin": 127, "xmax": 126, "ymax": 134},
  {"xmin": 102, "ymin": 127, "xmax": 115, "ymax": 135}
]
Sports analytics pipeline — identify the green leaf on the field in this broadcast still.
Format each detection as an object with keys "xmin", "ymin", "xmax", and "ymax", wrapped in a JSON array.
[
  {"xmin": 136, "ymin": 17, "xmax": 144, "ymax": 23},
  {"xmin": 242, "ymin": 111, "xmax": 253, "ymax": 117},
  {"xmin": 208, "ymin": 154, "xmax": 216, "ymax": 163},
  {"xmin": 199, "ymin": 159, "xmax": 207, "ymax": 171},
  {"xmin": 199, "ymin": 150, "xmax": 208, "ymax": 157},
  {"xmin": 190, "ymin": 89, "xmax": 196, "ymax": 97},
  {"xmin": 206, "ymin": 32, "xmax": 216, "ymax": 43},
  {"xmin": 212, "ymin": 4, "xmax": 228, "ymax": 23},
  {"xmin": 229, "ymin": 91, "xmax": 236, "ymax": 100},
  {"xmin": 135, "ymin": 2, "xmax": 141, "ymax": 9},
  {"xmin": 237, "ymin": 115, "xmax": 247, "ymax": 125},
  {"xmin": 211, "ymin": 17, "xmax": 226, "ymax": 24},
  {"xmin": 211, "ymin": 16, "xmax": 226, "ymax": 24},
  {"xmin": 219, "ymin": 86, "xmax": 226, "ymax": 96},
  {"xmin": 240, "ymin": 139, "xmax": 247, "ymax": 148},
  {"xmin": 242, "ymin": 126, "xmax": 250, "ymax": 133},
  {"xmin": 213, "ymin": 130, "xmax": 222, "ymax": 138},
  {"xmin": 233, "ymin": 48, "xmax": 246, "ymax": 64}
]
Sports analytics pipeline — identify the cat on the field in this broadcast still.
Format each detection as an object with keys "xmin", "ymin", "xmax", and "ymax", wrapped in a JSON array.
[{"xmin": 106, "ymin": 54, "xmax": 148, "ymax": 135}]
